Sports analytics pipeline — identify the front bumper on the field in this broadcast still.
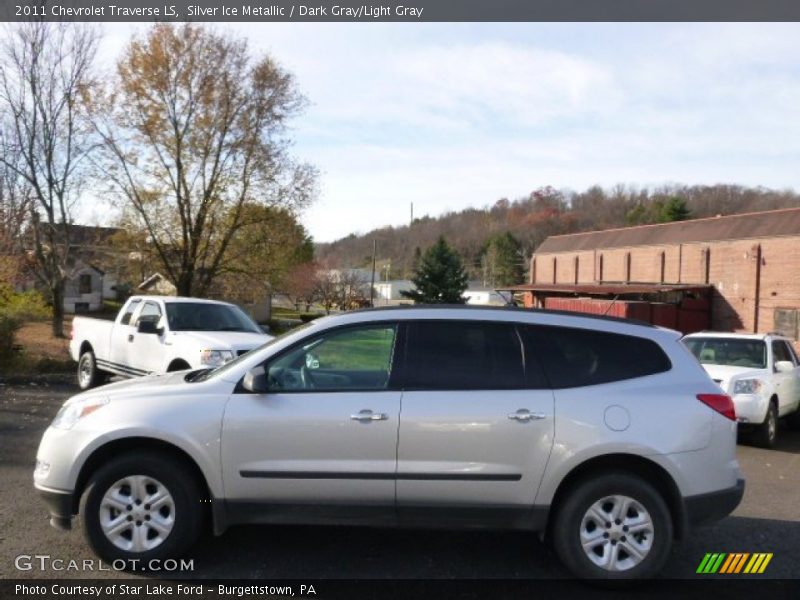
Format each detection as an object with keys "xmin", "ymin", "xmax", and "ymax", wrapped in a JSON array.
[
  {"xmin": 38, "ymin": 487, "xmax": 74, "ymax": 531},
  {"xmin": 684, "ymin": 478, "xmax": 745, "ymax": 529},
  {"xmin": 731, "ymin": 393, "xmax": 768, "ymax": 424}
]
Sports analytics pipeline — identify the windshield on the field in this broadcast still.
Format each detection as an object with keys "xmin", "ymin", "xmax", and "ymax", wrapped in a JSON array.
[
  {"xmin": 684, "ymin": 337, "xmax": 767, "ymax": 369},
  {"xmin": 165, "ymin": 302, "xmax": 261, "ymax": 333},
  {"xmin": 192, "ymin": 321, "xmax": 317, "ymax": 382}
]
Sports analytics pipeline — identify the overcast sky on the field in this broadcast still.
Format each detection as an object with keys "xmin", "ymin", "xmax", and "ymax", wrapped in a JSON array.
[{"xmin": 88, "ymin": 23, "xmax": 800, "ymax": 242}]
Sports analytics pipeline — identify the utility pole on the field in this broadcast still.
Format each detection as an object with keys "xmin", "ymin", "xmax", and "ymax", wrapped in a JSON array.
[
  {"xmin": 410, "ymin": 202, "xmax": 414, "ymax": 225},
  {"xmin": 370, "ymin": 238, "xmax": 377, "ymax": 307}
]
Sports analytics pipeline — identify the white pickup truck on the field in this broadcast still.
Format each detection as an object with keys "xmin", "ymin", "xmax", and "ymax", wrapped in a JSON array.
[{"xmin": 69, "ymin": 295, "xmax": 272, "ymax": 390}]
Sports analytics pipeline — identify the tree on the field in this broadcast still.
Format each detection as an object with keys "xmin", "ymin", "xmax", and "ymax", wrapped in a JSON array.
[
  {"xmin": 481, "ymin": 232, "xmax": 523, "ymax": 287},
  {"xmin": 658, "ymin": 196, "xmax": 691, "ymax": 222},
  {"xmin": 0, "ymin": 23, "xmax": 99, "ymax": 336},
  {"xmin": 209, "ymin": 204, "xmax": 313, "ymax": 303},
  {"xmin": 283, "ymin": 262, "xmax": 319, "ymax": 312},
  {"xmin": 94, "ymin": 24, "xmax": 315, "ymax": 297},
  {"xmin": 0, "ymin": 128, "xmax": 31, "ymax": 286},
  {"xmin": 401, "ymin": 236, "xmax": 468, "ymax": 304}
]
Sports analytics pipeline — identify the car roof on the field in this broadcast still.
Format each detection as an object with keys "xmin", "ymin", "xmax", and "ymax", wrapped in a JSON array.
[
  {"xmin": 683, "ymin": 331, "xmax": 789, "ymax": 341},
  {"xmin": 348, "ymin": 304, "xmax": 655, "ymax": 327},
  {"xmin": 306, "ymin": 305, "xmax": 682, "ymax": 342},
  {"xmin": 128, "ymin": 295, "xmax": 233, "ymax": 306}
]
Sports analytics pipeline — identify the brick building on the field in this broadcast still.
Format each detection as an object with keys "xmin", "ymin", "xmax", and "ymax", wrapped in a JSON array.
[{"xmin": 507, "ymin": 207, "xmax": 800, "ymax": 339}]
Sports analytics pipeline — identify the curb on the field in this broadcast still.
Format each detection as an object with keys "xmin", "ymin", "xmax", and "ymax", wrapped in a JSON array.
[{"xmin": 0, "ymin": 372, "xmax": 74, "ymax": 386}]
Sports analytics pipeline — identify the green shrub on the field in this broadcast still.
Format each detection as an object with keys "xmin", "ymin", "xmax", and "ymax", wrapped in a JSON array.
[{"xmin": 0, "ymin": 285, "xmax": 51, "ymax": 358}]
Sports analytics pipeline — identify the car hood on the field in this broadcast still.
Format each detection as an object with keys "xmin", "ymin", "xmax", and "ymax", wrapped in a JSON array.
[
  {"xmin": 701, "ymin": 364, "xmax": 769, "ymax": 393},
  {"xmin": 67, "ymin": 371, "xmax": 191, "ymax": 404},
  {"xmin": 169, "ymin": 330, "xmax": 271, "ymax": 351}
]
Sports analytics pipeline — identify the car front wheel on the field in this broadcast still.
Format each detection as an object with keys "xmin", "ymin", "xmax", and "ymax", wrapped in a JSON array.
[
  {"xmin": 80, "ymin": 452, "xmax": 204, "ymax": 567},
  {"xmin": 552, "ymin": 471, "xmax": 673, "ymax": 580},
  {"xmin": 753, "ymin": 402, "xmax": 778, "ymax": 448}
]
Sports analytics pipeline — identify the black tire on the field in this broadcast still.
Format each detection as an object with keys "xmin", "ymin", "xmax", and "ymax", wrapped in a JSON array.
[
  {"xmin": 787, "ymin": 409, "xmax": 800, "ymax": 431},
  {"xmin": 168, "ymin": 359, "xmax": 191, "ymax": 372},
  {"xmin": 77, "ymin": 350, "xmax": 105, "ymax": 390},
  {"xmin": 79, "ymin": 452, "xmax": 204, "ymax": 568},
  {"xmin": 552, "ymin": 471, "xmax": 673, "ymax": 581},
  {"xmin": 753, "ymin": 402, "xmax": 778, "ymax": 448}
]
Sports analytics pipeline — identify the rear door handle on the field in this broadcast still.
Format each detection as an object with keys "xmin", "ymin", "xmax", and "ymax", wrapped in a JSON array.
[
  {"xmin": 351, "ymin": 410, "xmax": 389, "ymax": 422},
  {"xmin": 128, "ymin": 334, "xmax": 134, "ymax": 342},
  {"xmin": 508, "ymin": 410, "xmax": 546, "ymax": 422}
]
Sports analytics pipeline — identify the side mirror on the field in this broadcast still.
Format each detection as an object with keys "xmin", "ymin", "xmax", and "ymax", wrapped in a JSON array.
[
  {"xmin": 242, "ymin": 366, "xmax": 269, "ymax": 393},
  {"xmin": 775, "ymin": 360, "xmax": 795, "ymax": 373},
  {"xmin": 260, "ymin": 324, "xmax": 271, "ymax": 334},
  {"xmin": 137, "ymin": 320, "xmax": 162, "ymax": 335}
]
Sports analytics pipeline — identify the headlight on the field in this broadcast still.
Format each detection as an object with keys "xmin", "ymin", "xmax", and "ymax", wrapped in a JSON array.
[
  {"xmin": 733, "ymin": 378, "xmax": 762, "ymax": 395},
  {"xmin": 51, "ymin": 397, "xmax": 109, "ymax": 430},
  {"xmin": 199, "ymin": 349, "xmax": 235, "ymax": 366}
]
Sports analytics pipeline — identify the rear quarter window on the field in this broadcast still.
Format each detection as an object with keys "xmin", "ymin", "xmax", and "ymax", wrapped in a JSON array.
[{"xmin": 522, "ymin": 325, "xmax": 672, "ymax": 388}]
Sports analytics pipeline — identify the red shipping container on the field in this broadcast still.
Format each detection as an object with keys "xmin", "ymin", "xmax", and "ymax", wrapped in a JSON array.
[{"xmin": 650, "ymin": 303, "xmax": 678, "ymax": 329}]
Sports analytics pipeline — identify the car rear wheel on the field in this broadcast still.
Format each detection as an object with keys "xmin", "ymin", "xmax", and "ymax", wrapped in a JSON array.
[
  {"xmin": 77, "ymin": 350, "xmax": 106, "ymax": 390},
  {"xmin": 552, "ymin": 471, "xmax": 673, "ymax": 580},
  {"xmin": 80, "ymin": 452, "xmax": 203, "ymax": 567},
  {"xmin": 753, "ymin": 402, "xmax": 778, "ymax": 448}
]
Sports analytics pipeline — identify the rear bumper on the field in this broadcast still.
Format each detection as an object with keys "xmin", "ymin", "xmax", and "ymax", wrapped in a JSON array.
[
  {"xmin": 684, "ymin": 478, "xmax": 745, "ymax": 529},
  {"xmin": 38, "ymin": 487, "xmax": 74, "ymax": 531}
]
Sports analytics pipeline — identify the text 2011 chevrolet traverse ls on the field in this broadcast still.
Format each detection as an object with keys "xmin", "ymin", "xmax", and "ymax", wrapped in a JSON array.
[{"xmin": 35, "ymin": 306, "xmax": 743, "ymax": 580}]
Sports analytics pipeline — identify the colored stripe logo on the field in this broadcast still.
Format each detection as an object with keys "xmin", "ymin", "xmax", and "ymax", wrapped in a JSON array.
[{"xmin": 697, "ymin": 553, "xmax": 773, "ymax": 574}]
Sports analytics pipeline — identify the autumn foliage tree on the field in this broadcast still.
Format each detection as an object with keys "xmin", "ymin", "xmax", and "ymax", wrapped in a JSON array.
[{"xmin": 94, "ymin": 24, "xmax": 315, "ymax": 297}]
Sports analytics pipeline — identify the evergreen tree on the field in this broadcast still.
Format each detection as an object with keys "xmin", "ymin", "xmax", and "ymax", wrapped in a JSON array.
[
  {"xmin": 401, "ymin": 237, "xmax": 468, "ymax": 304},
  {"xmin": 659, "ymin": 197, "xmax": 691, "ymax": 222}
]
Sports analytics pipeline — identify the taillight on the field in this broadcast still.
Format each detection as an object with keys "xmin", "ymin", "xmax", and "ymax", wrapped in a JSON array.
[{"xmin": 697, "ymin": 393, "xmax": 736, "ymax": 421}]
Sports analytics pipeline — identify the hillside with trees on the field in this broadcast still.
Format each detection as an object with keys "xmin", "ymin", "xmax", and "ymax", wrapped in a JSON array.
[{"xmin": 316, "ymin": 184, "xmax": 800, "ymax": 283}]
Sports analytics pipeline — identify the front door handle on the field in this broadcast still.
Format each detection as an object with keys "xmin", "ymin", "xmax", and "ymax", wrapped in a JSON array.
[
  {"xmin": 128, "ymin": 334, "xmax": 134, "ymax": 342},
  {"xmin": 508, "ymin": 410, "xmax": 546, "ymax": 422},
  {"xmin": 351, "ymin": 410, "xmax": 389, "ymax": 422}
]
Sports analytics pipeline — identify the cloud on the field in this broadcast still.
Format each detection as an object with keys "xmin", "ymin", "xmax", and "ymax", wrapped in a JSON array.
[{"xmin": 85, "ymin": 23, "xmax": 800, "ymax": 242}]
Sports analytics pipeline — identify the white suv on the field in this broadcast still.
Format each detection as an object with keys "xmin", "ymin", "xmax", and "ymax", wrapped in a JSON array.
[
  {"xmin": 35, "ymin": 307, "xmax": 743, "ymax": 580},
  {"xmin": 683, "ymin": 332, "xmax": 800, "ymax": 448}
]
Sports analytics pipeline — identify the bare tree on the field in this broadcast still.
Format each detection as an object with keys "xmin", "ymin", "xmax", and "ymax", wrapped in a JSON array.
[
  {"xmin": 0, "ymin": 116, "xmax": 32, "ymax": 285},
  {"xmin": 93, "ymin": 24, "xmax": 315, "ymax": 298},
  {"xmin": 0, "ymin": 23, "xmax": 99, "ymax": 336}
]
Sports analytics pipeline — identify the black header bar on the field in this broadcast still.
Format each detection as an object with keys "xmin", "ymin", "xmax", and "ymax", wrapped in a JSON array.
[{"xmin": 3, "ymin": 0, "xmax": 800, "ymax": 23}]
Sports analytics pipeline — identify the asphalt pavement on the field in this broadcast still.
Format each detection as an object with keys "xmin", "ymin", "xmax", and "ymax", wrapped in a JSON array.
[{"xmin": 1, "ymin": 381, "xmax": 798, "ymax": 581}]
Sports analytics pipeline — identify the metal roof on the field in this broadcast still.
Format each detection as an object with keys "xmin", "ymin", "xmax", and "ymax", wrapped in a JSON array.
[
  {"xmin": 536, "ymin": 207, "xmax": 800, "ymax": 253},
  {"xmin": 498, "ymin": 283, "xmax": 712, "ymax": 295}
]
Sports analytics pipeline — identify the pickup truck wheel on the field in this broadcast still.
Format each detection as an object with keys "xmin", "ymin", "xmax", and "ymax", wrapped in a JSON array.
[
  {"xmin": 552, "ymin": 472, "xmax": 672, "ymax": 581},
  {"xmin": 80, "ymin": 452, "xmax": 203, "ymax": 567},
  {"xmin": 753, "ymin": 402, "xmax": 778, "ymax": 448},
  {"xmin": 77, "ymin": 351, "xmax": 104, "ymax": 390}
]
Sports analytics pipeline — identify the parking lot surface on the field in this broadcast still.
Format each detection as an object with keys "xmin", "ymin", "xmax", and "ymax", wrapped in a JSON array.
[{"xmin": 2, "ymin": 382, "xmax": 799, "ymax": 580}]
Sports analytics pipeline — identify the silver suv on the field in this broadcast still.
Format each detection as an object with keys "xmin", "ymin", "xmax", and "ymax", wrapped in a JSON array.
[{"xmin": 34, "ymin": 306, "xmax": 743, "ymax": 580}]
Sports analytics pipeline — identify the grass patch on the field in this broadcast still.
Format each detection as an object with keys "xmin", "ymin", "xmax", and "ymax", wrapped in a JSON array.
[{"xmin": 314, "ymin": 327, "xmax": 395, "ymax": 371}]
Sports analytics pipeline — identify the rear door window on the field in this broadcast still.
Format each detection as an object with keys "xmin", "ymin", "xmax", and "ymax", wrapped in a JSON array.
[
  {"xmin": 522, "ymin": 325, "xmax": 672, "ymax": 388},
  {"xmin": 119, "ymin": 299, "xmax": 141, "ymax": 325},
  {"xmin": 400, "ymin": 320, "xmax": 527, "ymax": 390}
]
